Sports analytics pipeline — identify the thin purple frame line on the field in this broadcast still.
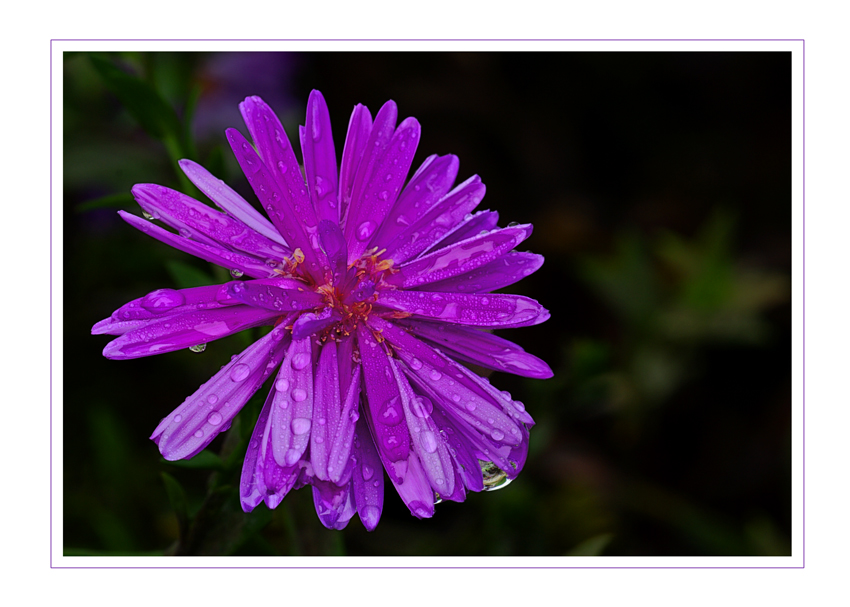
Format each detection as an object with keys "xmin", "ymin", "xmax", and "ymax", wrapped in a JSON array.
[
  {"xmin": 51, "ymin": 39, "xmax": 803, "ymax": 568},
  {"xmin": 51, "ymin": 38, "xmax": 804, "ymax": 42}
]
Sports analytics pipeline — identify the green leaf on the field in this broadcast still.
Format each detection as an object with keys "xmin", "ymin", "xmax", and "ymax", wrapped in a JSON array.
[
  {"xmin": 161, "ymin": 449, "xmax": 224, "ymax": 471},
  {"xmin": 90, "ymin": 55, "xmax": 183, "ymax": 141},
  {"xmin": 565, "ymin": 533, "xmax": 614, "ymax": 556},
  {"xmin": 160, "ymin": 472, "xmax": 190, "ymax": 541},
  {"xmin": 76, "ymin": 193, "xmax": 136, "ymax": 213},
  {"xmin": 165, "ymin": 260, "xmax": 214, "ymax": 289}
]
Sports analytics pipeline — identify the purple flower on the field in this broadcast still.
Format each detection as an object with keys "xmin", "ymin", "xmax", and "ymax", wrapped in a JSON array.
[{"xmin": 93, "ymin": 91, "xmax": 552, "ymax": 530}]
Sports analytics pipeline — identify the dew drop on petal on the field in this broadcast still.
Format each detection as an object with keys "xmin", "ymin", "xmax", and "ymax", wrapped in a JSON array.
[
  {"xmin": 291, "ymin": 418, "xmax": 311, "ymax": 435},
  {"xmin": 429, "ymin": 369, "xmax": 442, "ymax": 381},
  {"xmin": 207, "ymin": 394, "xmax": 219, "ymax": 405},
  {"xmin": 189, "ymin": 343, "xmax": 207, "ymax": 353},
  {"xmin": 409, "ymin": 358, "xmax": 423, "ymax": 371},
  {"xmin": 284, "ymin": 448, "xmax": 301, "ymax": 465},
  {"xmin": 141, "ymin": 288, "xmax": 186, "ymax": 314},
  {"xmin": 356, "ymin": 221, "xmax": 376, "ymax": 241},
  {"xmin": 362, "ymin": 464, "xmax": 374, "ymax": 481},
  {"xmin": 194, "ymin": 429, "xmax": 204, "ymax": 438},
  {"xmin": 378, "ymin": 396, "xmax": 403, "ymax": 425},
  {"xmin": 230, "ymin": 269, "xmax": 244, "ymax": 278},
  {"xmin": 291, "ymin": 353, "xmax": 311, "ymax": 370},
  {"xmin": 230, "ymin": 363, "xmax": 251, "ymax": 382},
  {"xmin": 275, "ymin": 378, "xmax": 290, "ymax": 392},
  {"xmin": 411, "ymin": 395, "xmax": 433, "ymax": 418},
  {"xmin": 208, "ymin": 411, "xmax": 223, "ymax": 426},
  {"xmin": 490, "ymin": 428, "xmax": 505, "ymax": 441},
  {"xmin": 173, "ymin": 414, "xmax": 182, "ymax": 423},
  {"xmin": 292, "ymin": 388, "xmax": 307, "ymax": 402},
  {"xmin": 420, "ymin": 431, "xmax": 438, "ymax": 453}
]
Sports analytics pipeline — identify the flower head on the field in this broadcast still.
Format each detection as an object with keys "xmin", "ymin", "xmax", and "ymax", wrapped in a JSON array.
[{"xmin": 93, "ymin": 91, "xmax": 552, "ymax": 530}]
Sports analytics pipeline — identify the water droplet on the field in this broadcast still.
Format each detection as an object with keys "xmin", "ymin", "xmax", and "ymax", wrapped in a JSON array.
[
  {"xmin": 291, "ymin": 418, "xmax": 311, "ymax": 435},
  {"xmin": 490, "ymin": 428, "xmax": 505, "ymax": 441},
  {"xmin": 277, "ymin": 160, "xmax": 288, "ymax": 174},
  {"xmin": 362, "ymin": 464, "xmax": 374, "ymax": 481},
  {"xmin": 275, "ymin": 378, "xmax": 290, "ymax": 392},
  {"xmin": 189, "ymin": 343, "xmax": 206, "ymax": 353},
  {"xmin": 208, "ymin": 411, "xmax": 223, "ymax": 426},
  {"xmin": 292, "ymin": 388, "xmax": 307, "ymax": 402},
  {"xmin": 173, "ymin": 414, "xmax": 182, "ymax": 423},
  {"xmin": 481, "ymin": 297, "xmax": 489, "ymax": 305},
  {"xmin": 451, "ymin": 394, "xmax": 460, "ymax": 403},
  {"xmin": 409, "ymin": 357, "xmax": 423, "ymax": 371},
  {"xmin": 291, "ymin": 352, "xmax": 310, "ymax": 370},
  {"xmin": 349, "ymin": 409, "xmax": 360, "ymax": 422},
  {"xmin": 378, "ymin": 190, "xmax": 389, "ymax": 201},
  {"xmin": 378, "ymin": 396, "xmax": 403, "ymax": 425},
  {"xmin": 284, "ymin": 448, "xmax": 301, "ymax": 465},
  {"xmin": 356, "ymin": 220, "xmax": 376, "ymax": 241},
  {"xmin": 141, "ymin": 288, "xmax": 185, "ymax": 313},
  {"xmin": 465, "ymin": 402, "xmax": 477, "ymax": 412},
  {"xmin": 194, "ymin": 429, "xmax": 204, "ymax": 438},
  {"xmin": 513, "ymin": 401, "xmax": 526, "ymax": 413},
  {"xmin": 230, "ymin": 363, "xmax": 250, "ymax": 382},
  {"xmin": 429, "ymin": 369, "xmax": 442, "ymax": 381},
  {"xmin": 207, "ymin": 394, "xmax": 218, "ymax": 405},
  {"xmin": 230, "ymin": 269, "xmax": 244, "ymax": 278},
  {"xmin": 480, "ymin": 461, "xmax": 512, "ymax": 491},
  {"xmin": 411, "ymin": 395, "xmax": 433, "ymax": 418},
  {"xmin": 278, "ymin": 400, "xmax": 289, "ymax": 410},
  {"xmin": 142, "ymin": 211, "xmax": 154, "ymax": 220},
  {"xmin": 420, "ymin": 430, "xmax": 438, "ymax": 453}
]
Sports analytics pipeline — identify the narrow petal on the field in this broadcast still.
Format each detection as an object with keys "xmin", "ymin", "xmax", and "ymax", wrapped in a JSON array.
[
  {"xmin": 131, "ymin": 183, "xmax": 289, "ymax": 263},
  {"xmin": 383, "ymin": 175, "xmax": 486, "ymax": 264},
  {"xmin": 179, "ymin": 159, "xmax": 288, "ymax": 247},
  {"xmin": 312, "ymin": 480, "xmax": 356, "ymax": 530},
  {"xmin": 344, "ymin": 116, "xmax": 421, "ymax": 261},
  {"xmin": 291, "ymin": 307, "xmax": 343, "ymax": 340},
  {"xmin": 338, "ymin": 104, "xmax": 373, "ymax": 230},
  {"xmin": 226, "ymin": 127, "xmax": 327, "ymax": 281},
  {"xmin": 102, "ymin": 305, "xmax": 280, "ymax": 360},
  {"xmin": 391, "ymin": 357, "xmax": 456, "ymax": 499},
  {"xmin": 390, "ymin": 452, "xmax": 436, "ymax": 519},
  {"xmin": 427, "ymin": 209, "xmax": 499, "ymax": 251},
  {"xmin": 371, "ymin": 317, "xmax": 531, "ymax": 440},
  {"xmin": 119, "ymin": 211, "xmax": 277, "ymax": 279},
  {"xmin": 356, "ymin": 323, "xmax": 411, "ymax": 485},
  {"xmin": 311, "ymin": 341, "xmax": 342, "ymax": 481},
  {"xmin": 227, "ymin": 280, "xmax": 324, "ymax": 312},
  {"xmin": 417, "ymin": 251, "xmax": 544, "ymax": 294},
  {"xmin": 301, "ymin": 90, "xmax": 340, "ymax": 223},
  {"xmin": 327, "ymin": 364, "xmax": 362, "ymax": 483},
  {"xmin": 240, "ymin": 383, "xmax": 278, "ymax": 512},
  {"xmin": 151, "ymin": 327, "xmax": 288, "ymax": 460},
  {"xmin": 374, "ymin": 290, "xmax": 550, "ymax": 328},
  {"xmin": 92, "ymin": 284, "xmax": 240, "ymax": 336},
  {"xmin": 351, "ymin": 415, "xmax": 384, "ymax": 531},
  {"xmin": 269, "ymin": 336, "xmax": 315, "ymax": 467},
  {"xmin": 386, "ymin": 224, "xmax": 532, "ymax": 289},
  {"xmin": 318, "ymin": 219, "xmax": 348, "ymax": 286},
  {"xmin": 372, "ymin": 154, "xmax": 460, "ymax": 249},
  {"xmin": 428, "ymin": 405, "xmax": 484, "ymax": 494},
  {"xmin": 401, "ymin": 319, "xmax": 554, "ymax": 379}
]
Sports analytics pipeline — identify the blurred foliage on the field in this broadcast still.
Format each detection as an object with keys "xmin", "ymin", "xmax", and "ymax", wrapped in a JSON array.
[{"xmin": 64, "ymin": 51, "xmax": 792, "ymax": 557}]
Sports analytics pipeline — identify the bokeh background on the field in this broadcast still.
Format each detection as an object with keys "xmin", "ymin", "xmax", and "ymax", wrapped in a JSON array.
[{"xmin": 63, "ymin": 51, "xmax": 791, "ymax": 557}]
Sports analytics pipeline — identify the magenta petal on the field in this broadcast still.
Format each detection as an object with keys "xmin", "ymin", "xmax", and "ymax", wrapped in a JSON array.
[
  {"xmin": 338, "ymin": 104, "xmax": 373, "ymax": 230},
  {"xmin": 226, "ymin": 127, "xmax": 326, "ymax": 280},
  {"xmin": 375, "ymin": 290, "xmax": 550, "ymax": 328},
  {"xmin": 351, "ymin": 416, "xmax": 384, "ymax": 531},
  {"xmin": 302, "ymin": 90, "xmax": 340, "ymax": 224},
  {"xmin": 429, "ymin": 209, "xmax": 499, "ymax": 250},
  {"xmin": 418, "ymin": 251, "xmax": 544, "ymax": 294},
  {"xmin": 119, "ymin": 211, "xmax": 277, "ymax": 279},
  {"xmin": 310, "ymin": 341, "xmax": 341, "ymax": 481},
  {"xmin": 179, "ymin": 159, "xmax": 288, "ymax": 247},
  {"xmin": 269, "ymin": 338, "xmax": 315, "ymax": 467},
  {"xmin": 131, "ymin": 184, "xmax": 289, "ymax": 263},
  {"xmin": 386, "ymin": 224, "xmax": 532, "ymax": 289},
  {"xmin": 383, "ymin": 175, "xmax": 486, "ymax": 264},
  {"xmin": 102, "ymin": 305, "xmax": 280, "ymax": 360},
  {"xmin": 356, "ymin": 324, "xmax": 411, "ymax": 485},
  {"xmin": 151, "ymin": 327, "xmax": 288, "ymax": 460},
  {"xmin": 391, "ymin": 452, "xmax": 436, "ymax": 519},
  {"xmin": 345, "ymin": 116, "xmax": 421, "ymax": 261},
  {"xmin": 402, "ymin": 319, "xmax": 554, "ymax": 379},
  {"xmin": 372, "ymin": 154, "xmax": 460, "ymax": 249},
  {"xmin": 227, "ymin": 280, "xmax": 323, "ymax": 312},
  {"xmin": 327, "ymin": 364, "xmax": 362, "ymax": 483}
]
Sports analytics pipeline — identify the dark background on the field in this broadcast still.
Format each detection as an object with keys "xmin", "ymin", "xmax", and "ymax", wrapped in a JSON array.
[{"xmin": 63, "ymin": 51, "xmax": 791, "ymax": 556}]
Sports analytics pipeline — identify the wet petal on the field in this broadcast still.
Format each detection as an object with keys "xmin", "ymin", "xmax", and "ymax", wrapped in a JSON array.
[
  {"xmin": 418, "ymin": 251, "xmax": 544, "ymax": 294},
  {"xmin": 119, "ymin": 211, "xmax": 277, "ymax": 279},
  {"xmin": 311, "ymin": 341, "xmax": 341, "ymax": 481},
  {"xmin": 338, "ymin": 104, "xmax": 373, "ymax": 230},
  {"xmin": 102, "ymin": 305, "xmax": 280, "ymax": 360},
  {"xmin": 151, "ymin": 327, "xmax": 288, "ymax": 461},
  {"xmin": 318, "ymin": 219, "xmax": 348, "ymax": 285},
  {"xmin": 312, "ymin": 480, "xmax": 356, "ymax": 530},
  {"xmin": 301, "ymin": 90, "xmax": 340, "ymax": 224},
  {"xmin": 269, "ymin": 337, "xmax": 315, "ymax": 467},
  {"xmin": 386, "ymin": 224, "xmax": 532, "ymax": 289},
  {"xmin": 401, "ymin": 319, "xmax": 554, "ymax": 379},
  {"xmin": 351, "ymin": 416, "xmax": 384, "ymax": 531},
  {"xmin": 428, "ymin": 209, "xmax": 499, "ymax": 251},
  {"xmin": 179, "ymin": 159, "xmax": 287, "ymax": 247},
  {"xmin": 131, "ymin": 183, "xmax": 289, "ymax": 263},
  {"xmin": 372, "ymin": 154, "xmax": 460, "ymax": 249},
  {"xmin": 356, "ymin": 324, "xmax": 411, "ymax": 485},
  {"xmin": 375, "ymin": 290, "xmax": 550, "ymax": 328},
  {"xmin": 327, "ymin": 364, "xmax": 362, "ymax": 484},
  {"xmin": 383, "ymin": 175, "xmax": 486, "ymax": 264},
  {"xmin": 345, "ymin": 115, "xmax": 421, "ymax": 260},
  {"xmin": 227, "ymin": 280, "xmax": 323, "ymax": 312}
]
